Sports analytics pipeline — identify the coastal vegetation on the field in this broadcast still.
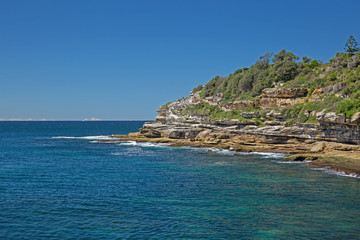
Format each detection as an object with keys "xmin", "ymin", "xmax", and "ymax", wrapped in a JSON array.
[{"xmin": 185, "ymin": 35, "xmax": 360, "ymax": 123}]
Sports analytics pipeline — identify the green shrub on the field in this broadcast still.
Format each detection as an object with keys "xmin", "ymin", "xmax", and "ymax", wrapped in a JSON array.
[
  {"xmin": 309, "ymin": 59, "xmax": 320, "ymax": 69},
  {"xmin": 337, "ymin": 99, "xmax": 360, "ymax": 117},
  {"xmin": 192, "ymin": 85, "xmax": 203, "ymax": 93}
]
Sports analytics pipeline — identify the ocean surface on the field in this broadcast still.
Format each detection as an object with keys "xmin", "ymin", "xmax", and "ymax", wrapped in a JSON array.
[{"xmin": 0, "ymin": 121, "xmax": 359, "ymax": 239}]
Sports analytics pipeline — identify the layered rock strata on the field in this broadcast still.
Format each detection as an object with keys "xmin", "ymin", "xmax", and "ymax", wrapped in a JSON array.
[{"xmin": 139, "ymin": 88, "xmax": 360, "ymax": 145}]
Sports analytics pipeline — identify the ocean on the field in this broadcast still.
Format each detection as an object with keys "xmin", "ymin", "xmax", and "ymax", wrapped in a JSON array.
[{"xmin": 0, "ymin": 121, "xmax": 359, "ymax": 239}]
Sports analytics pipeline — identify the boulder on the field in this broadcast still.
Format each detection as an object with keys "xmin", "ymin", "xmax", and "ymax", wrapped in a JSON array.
[
  {"xmin": 316, "ymin": 110, "xmax": 326, "ymax": 119},
  {"xmin": 311, "ymin": 142, "xmax": 326, "ymax": 153},
  {"xmin": 318, "ymin": 112, "xmax": 346, "ymax": 123},
  {"xmin": 350, "ymin": 112, "xmax": 360, "ymax": 124},
  {"xmin": 195, "ymin": 129, "xmax": 212, "ymax": 140}
]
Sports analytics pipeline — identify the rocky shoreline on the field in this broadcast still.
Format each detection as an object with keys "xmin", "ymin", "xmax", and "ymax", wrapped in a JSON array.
[
  {"xmin": 110, "ymin": 87, "xmax": 360, "ymax": 177},
  {"xmin": 107, "ymin": 132, "xmax": 360, "ymax": 178}
]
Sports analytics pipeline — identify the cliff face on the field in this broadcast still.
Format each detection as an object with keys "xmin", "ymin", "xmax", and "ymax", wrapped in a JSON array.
[
  {"xmin": 140, "ymin": 88, "xmax": 360, "ymax": 145},
  {"xmin": 137, "ymin": 50, "xmax": 360, "ymax": 148}
]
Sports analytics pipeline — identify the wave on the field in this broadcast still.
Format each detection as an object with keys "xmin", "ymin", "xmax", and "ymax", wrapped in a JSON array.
[
  {"xmin": 274, "ymin": 161, "xmax": 304, "ymax": 164},
  {"xmin": 252, "ymin": 152, "xmax": 287, "ymax": 158},
  {"xmin": 116, "ymin": 141, "xmax": 287, "ymax": 158},
  {"xmin": 52, "ymin": 135, "xmax": 119, "ymax": 140},
  {"xmin": 310, "ymin": 167, "xmax": 360, "ymax": 179},
  {"xmin": 118, "ymin": 141, "xmax": 171, "ymax": 147}
]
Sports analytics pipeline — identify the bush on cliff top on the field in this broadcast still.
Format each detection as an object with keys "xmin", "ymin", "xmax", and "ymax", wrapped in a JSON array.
[{"xmin": 200, "ymin": 49, "xmax": 322, "ymax": 101}]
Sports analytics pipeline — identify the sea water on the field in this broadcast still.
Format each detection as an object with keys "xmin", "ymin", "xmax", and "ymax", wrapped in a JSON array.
[{"xmin": 0, "ymin": 121, "xmax": 359, "ymax": 239}]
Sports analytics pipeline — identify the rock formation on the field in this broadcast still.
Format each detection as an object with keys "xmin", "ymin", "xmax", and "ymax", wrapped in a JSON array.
[{"xmin": 139, "ymin": 88, "xmax": 360, "ymax": 145}]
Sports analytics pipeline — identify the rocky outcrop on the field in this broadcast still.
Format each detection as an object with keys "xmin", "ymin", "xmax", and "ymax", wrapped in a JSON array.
[
  {"xmin": 318, "ymin": 121, "xmax": 360, "ymax": 143},
  {"xmin": 261, "ymin": 88, "xmax": 308, "ymax": 98},
  {"xmin": 348, "ymin": 55, "xmax": 360, "ymax": 70},
  {"xmin": 141, "ymin": 103, "xmax": 360, "ymax": 145},
  {"xmin": 323, "ymin": 83, "xmax": 346, "ymax": 94},
  {"xmin": 138, "ymin": 86, "xmax": 360, "ymax": 146},
  {"xmin": 316, "ymin": 111, "xmax": 346, "ymax": 123}
]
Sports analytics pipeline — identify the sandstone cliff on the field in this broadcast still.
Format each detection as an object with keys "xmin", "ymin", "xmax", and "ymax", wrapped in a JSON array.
[{"xmin": 139, "ymin": 88, "xmax": 360, "ymax": 146}]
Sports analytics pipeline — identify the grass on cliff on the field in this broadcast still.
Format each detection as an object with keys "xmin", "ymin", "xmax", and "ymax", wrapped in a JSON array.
[
  {"xmin": 280, "ymin": 94, "xmax": 344, "ymax": 123},
  {"xmin": 183, "ymin": 102, "xmax": 264, "ymax": 123}
]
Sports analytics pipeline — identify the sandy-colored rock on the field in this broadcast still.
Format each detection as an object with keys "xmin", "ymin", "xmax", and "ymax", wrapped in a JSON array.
[
  {"xmin": 261, "ymin": 88, "xmax": 308, "ymax": 98},
  {"xmin": 312, "ymin": 88, "xmax": 323, "ymax": 95},
  {"xmin": 311, "ymin": 142, "xmax": 326, "ymax": 152},
  {"xmin": 195, "ymin": 129, "xmax": 212, "ymax": 140},
  {"xmin": 128, "ymin": 132, "xmax": 142, "ymax": 138},
  {"xmin": 317, "ymin": 112, "xmax": 345, "ymax": 123},
  {"xmin": 350, "ymin": 112, "xmax": 360, "ymax": 124}
]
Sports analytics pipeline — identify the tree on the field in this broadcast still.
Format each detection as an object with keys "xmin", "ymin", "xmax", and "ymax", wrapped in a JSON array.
[
  {"xmin": 345, "ymin": 35, "xmax": 360, "ymax": 56},
  {"xmin": 253, "ymin": 52, "xmax": 273, "ymax": 70},
  {"xmin": 309, "ymin": 59, "xmax": 320, "ymax": 69},
  {"xmin": 272, "ymin": 49, "xmax": 299, "ymax": 82},
  {"xmin": 302, "ymin": 56, "xmax": 311, "ymax": 64}
]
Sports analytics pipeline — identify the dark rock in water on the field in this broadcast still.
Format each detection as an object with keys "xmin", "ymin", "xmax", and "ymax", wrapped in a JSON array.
[{"xmin": 293, "ymin": 156, "xmax": 307, "ymax": 161}]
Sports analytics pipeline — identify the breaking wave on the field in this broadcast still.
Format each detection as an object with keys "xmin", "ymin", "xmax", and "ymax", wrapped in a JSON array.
[
  {"xmin": 52, "ymin": 135, "xmax": 119, "ymax": 140},
  {"xmin": 311, "ymin": 167, "xmax": 360, "ymax": 179},
  {"xmin": 118, "ymin": 141, "xmax": 171, "ymax": 147}
]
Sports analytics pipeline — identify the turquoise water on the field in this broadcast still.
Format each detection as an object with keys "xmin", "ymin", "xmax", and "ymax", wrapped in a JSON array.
[{"xmin": 0, "ymin": 121, "xmax": 359, "ymax": 239}]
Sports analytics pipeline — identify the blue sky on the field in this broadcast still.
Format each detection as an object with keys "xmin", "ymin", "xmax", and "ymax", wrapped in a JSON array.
[{"xmin": 1, "ymin": 0, "xmax": 359, "ymax": 120}]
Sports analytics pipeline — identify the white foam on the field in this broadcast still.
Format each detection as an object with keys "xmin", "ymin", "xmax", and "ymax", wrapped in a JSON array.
[
  {"xmin": 214, "ymin": 161, "xmax": 232, "ymax": 165},
  {"xmin": 118, "ymin": 141, "xmax": 170, "ymax": 148},
  {"xmin": 210, "ymin": 148, "xmax": 236, "ymax": 155},
  {"xmin": 310, "ymin": 167, "xmax": 360, "ymax": 179},
  {"xmin": 117, "ymin": 141, "xmax": 287, "ymax": 158},
  {"xmin": 52, "ymin": 135, "xmax": 119, "ymax": 140},
  {"xmin": 252, "ymin": 152, "xmax": 287, "ymax": 158},
  {"xmin": 118, "ymin": 141, "xmax": 138, "ymax": 146},
  {"xmin": 274, "ymin": 161, "xmax": 304, "ymax": 164}
]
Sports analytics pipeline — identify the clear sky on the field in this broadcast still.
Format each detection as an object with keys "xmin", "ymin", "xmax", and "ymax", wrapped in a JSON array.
[{"xmin": 1, "ymin": 0, "xmax": 359, "ymax": 120}]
